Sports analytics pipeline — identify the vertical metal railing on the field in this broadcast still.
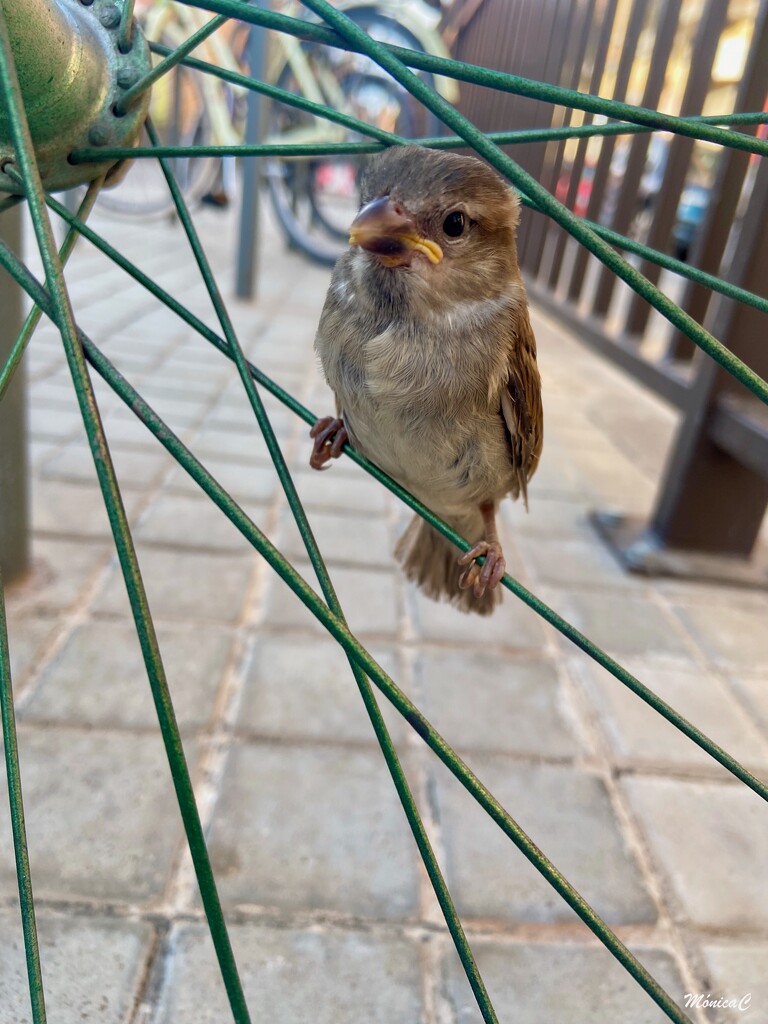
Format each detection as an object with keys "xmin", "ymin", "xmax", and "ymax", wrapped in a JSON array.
[{"xmin": 457, "ymin": 0, "xmax": 768, "ymax": 574}]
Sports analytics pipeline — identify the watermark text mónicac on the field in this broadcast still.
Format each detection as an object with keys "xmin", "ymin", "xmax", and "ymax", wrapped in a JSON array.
[{"xmin": 684, "ymin": 993, "xmax": 752, "ymax": 1012}]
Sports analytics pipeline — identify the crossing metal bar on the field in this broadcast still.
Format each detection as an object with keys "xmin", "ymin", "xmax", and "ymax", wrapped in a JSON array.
[
  {"xmin": 147, "ymin": 116, "xmax": 500, "ymax": 1022},
  {"xmin": 0, "ymin": 236, "xmax": 696, "ymax": 1024},
  {"xmin": 3, "ymin": 2, "xmax": 768, "ymax": 1022},
  {"xmin": 13, "ymin": 191, "xmax": 768, "ymax": 813},
  {"xmin": 0, "ymin": 556, "xmax": 46, "ymax": 1023},
  {"xmin": 182, "ymin": 0, "xmax": 768, "ymax": 156},
  {"xmin": 0, "ymin": 12, "xmax": 252, "ymax": 1022}
]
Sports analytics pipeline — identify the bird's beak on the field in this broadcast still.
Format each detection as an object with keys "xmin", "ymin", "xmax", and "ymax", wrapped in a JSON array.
[{"xmin": 348, "ymin": 196, "xmax": 443, "ymax": 266}]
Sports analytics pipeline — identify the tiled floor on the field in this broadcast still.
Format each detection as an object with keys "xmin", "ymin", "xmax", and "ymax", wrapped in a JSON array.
[{"xmin": 1, "ymin": 191, "xmax": 767, "ymax": 1023}]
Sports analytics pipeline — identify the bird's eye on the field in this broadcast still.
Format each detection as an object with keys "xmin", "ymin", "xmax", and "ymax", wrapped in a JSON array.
[{"xmin": 442, "ymin": 211, "xmax": 466, "ymax": 238}]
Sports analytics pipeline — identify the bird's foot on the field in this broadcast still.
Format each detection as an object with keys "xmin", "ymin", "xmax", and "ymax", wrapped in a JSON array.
[
  {"xmin": 309, "ymin": 416, "xmax": 348, "ymax": 470},
  {"xmin": 457, "ymin": 540, "xmax": 506, "ymax": 598}
]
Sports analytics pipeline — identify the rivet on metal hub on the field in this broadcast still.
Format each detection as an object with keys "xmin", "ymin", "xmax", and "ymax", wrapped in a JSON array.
[{"xmin": 0, "ymin": 0, "xmax": 152, "ymax": 194}]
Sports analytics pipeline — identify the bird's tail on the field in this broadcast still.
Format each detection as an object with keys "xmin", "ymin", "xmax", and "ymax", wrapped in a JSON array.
[{"xmin": 394, "ymin": 513, "xmax": 502, "ymax": 616}]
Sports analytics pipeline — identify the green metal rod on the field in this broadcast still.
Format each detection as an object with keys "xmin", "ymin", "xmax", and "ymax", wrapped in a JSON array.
[
  {"xmin": 0, "ymin": 235, "xmax": 692, "ymax": 1022},
  {"xmin": 180, "ymin": 0, "xmax": 768, "ymax": 157},
  {"xmin": 0, "ymin": 573, "xmax": 47, "ymax": 1024},
  {"xmin": 115, "ymin": 11, "xmax": 229, "ymax": 115},
  {"xmin": 0, "ymin": 178, "xmax": 102, "ymax": 402},
  {"xmin": 147, "ymin": 117, "xmax": 499, "ymax": 1024},
  {"xmin": 299, "ymin": 0, "xmax": 768, "ymax": 411},
  {"xmin": 0, "ymin": 18, "xmax": 251, "ymax": 1024},
  {"xmin": 148, "ymin": 40, "xmax": 410, "ymax": 147},
  {"xmin": 29, "ymin": 198, "xmax": 768, "ymax": 810},
  {"xmin": 70, "ymin": 106, "xmax": 768, "ymax": 160},
  {"xmin": 118, "ymin": 0, "xmax": 136, "ymax": 54},
  {"xmin": 68, "ymin": 162, "xmax": 768, "ymax": 320},
  {"xmin": 74, "ymin": 334, "xmax": 691, "ymax": 1024},
  {"xmin": 517, "ymin": 195, "xmax": 768, "ymax": 317},
  {"xmin": 147, "ymin": 41, "xmax": 768, "ymax": 150}
]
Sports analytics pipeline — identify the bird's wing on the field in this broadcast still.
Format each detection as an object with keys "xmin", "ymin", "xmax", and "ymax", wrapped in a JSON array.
[{"xmin": 500, "ymin": 304, "xmax": 543, "ymax": 510}]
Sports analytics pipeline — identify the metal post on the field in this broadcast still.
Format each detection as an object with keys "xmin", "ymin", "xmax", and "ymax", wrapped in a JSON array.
[
  {"xmin": 565, "ymin": 0, "xmax": 647, "ymax": 301},
  {"xmin": 517, "ymin": 0, "xmax": 581, "ymax": 275},
  {"xmin": 543, "ymin": 0, "xmax": 619, "ymax": 290},
  {"xmin": 666, "ymin": 0, "xmax": 768, "ymax": 360},
  {"xmin": 235, "ymin": 2, "xmax": 266, "ymax": 300},
  {"xmin": 621, "ymin": 0, "xmax": 729, "ymax": 339},
  {"xmin": 0, "ymin": 204, "xmax": 30, "ymax": 583},
  {"xmin": 589, "ymin": 0, "xmax": 682, "ymax": 317}
]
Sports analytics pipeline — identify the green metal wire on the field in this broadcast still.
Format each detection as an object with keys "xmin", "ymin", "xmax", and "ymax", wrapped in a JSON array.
[
  {"xmin": 82, "ymin": 339, "xmax": 694, "ymax": 1024},
  {"xmin": 0, "ymin": 178, "xmax": 102, "ymax": 403},
  {"xmin": 296, "ymin": 0, "xmax": 768, "ymax": 409},
  {"xmin": 182, "ymin": 0, "xmax": 768, "ymax": 157},
  {"xmin": 144, "ymin": 116, "xmax": 499, "ymax": 1024},
  {"xmin": 148, "ymin": 40, "xmax": 768, "ymax": 151},
  {"xmin": 3, "ymin": 3, "xmax": 767, "ymax": 1022},
  {"xmin": 0, "ymin": 572, "xmax": 47, "ymax": 1024},
  {"xmin": 0, "ymin": 16, "xmax": 251, "ymax": 1024},
  {"xmin": 148, "ymin": 40, "xmax": 411, "ymax": 146},
  {"xmin": 70, "ymin": 162, "xmax": 768, "ymax": 318},
  {"xmin": 516, "ymin": 195, "xmax": 768, "ymax": 317},
  {"xmin": 0, "ymin": 234, "xmax": 697, "ymax": 1024},
  {"xmin": 115, "ymin": 11, "xmax": 230, "ymax": 116},
  {"xmin": 29, "ymin": 194, "xmax": 768, "ymax": 810},
  {"xmin": 118, "ymin": 0, "xmax": 136, "ymax": 54}
]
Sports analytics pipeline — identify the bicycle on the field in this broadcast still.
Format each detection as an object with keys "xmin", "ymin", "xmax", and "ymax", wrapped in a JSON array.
[
  {"xmin": 263, "ymin": 0, "xmax": 459, "ymax": 264},
  {"xmin": 97, "ymin": 0, "xmax": 458, "ymax": 263},
  {"xmin": 96, "ymin": 0, "xmax": 248, "ymax": 217}
]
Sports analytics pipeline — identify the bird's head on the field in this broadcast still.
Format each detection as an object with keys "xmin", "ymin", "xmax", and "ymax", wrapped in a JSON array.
[{"xmin": 348, "ymin": 146, "xmax": 521, "ymax": 303}]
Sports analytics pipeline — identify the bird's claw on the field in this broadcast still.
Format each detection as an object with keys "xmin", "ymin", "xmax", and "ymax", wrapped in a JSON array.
[
  {"xmin": 309, "ymin": 416, "xmax": 348, "ymax": 470},
  {"xmin": 457, "ymin": 540, "xmax": 506, "ymax": 598}
]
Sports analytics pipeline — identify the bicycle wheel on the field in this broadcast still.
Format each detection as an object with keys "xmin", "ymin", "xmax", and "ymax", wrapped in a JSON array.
[
  {"xmin": 265, "ymin": 10, "xmax": 441, "ymax": 265},
  {"xmin": 266, "ymin": 68, "xmax": 417, "ymax": 264},
  {"xmin": 8, "ymin": 4, "xmax": 760, "ymax": 1024},
  {"xmin": 97, "ymin": 33, "xmax": 219, "ymax": 218}
]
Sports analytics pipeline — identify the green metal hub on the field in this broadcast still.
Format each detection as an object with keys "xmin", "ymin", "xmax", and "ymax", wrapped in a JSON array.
[{"xmin": 0, "ymin": 0, "xmax": 150, "ymax": 193}]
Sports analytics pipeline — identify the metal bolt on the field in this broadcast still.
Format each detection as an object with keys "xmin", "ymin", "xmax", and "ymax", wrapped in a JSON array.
[
  {"xmin": 99, "ymin": 5, "xmax": 121, "ymax": 28},
  {"xmin": 117, "ymin": 65, "xmax": 139, "ymax": 88},
  {"xmin": 88, "ymin": 124, "xmax": 110, "ymax": 146}
]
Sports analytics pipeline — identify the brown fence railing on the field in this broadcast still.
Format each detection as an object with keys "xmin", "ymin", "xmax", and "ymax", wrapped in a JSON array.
[{"xmin": 453, "ymin": 0, "xmax": 768, "ymax": 583}]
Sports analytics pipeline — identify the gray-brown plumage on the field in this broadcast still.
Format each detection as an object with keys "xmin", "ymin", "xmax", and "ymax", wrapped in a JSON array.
[{"xmin": 309, "ymin": 146, "xmax": 543, "ymax": 614}]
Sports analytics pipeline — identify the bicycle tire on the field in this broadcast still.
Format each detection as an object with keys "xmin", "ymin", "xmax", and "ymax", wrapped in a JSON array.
[{"xmin": 266, "ymin": 9, "xmax": 442, "ymax": 266}]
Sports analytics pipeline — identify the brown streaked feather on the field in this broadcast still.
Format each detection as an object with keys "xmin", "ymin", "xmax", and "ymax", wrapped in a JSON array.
[{"xmin": 500, "ymin": 304, "xmax": 543, "ymax": 510}]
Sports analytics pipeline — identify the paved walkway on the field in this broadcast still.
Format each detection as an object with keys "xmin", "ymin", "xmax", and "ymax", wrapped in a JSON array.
[{"xmin": 1, "ymin": 194, "xmax": 767, "ymax": 1024}]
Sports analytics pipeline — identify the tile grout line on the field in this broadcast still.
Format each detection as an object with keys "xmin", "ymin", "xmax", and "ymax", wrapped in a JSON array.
[{"xmin": 561, "ymin": 649, "xmax": 714, "ymax": 1024}]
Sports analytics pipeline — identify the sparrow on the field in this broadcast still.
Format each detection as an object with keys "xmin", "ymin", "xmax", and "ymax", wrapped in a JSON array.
[{"xmin": 309, "ymin": 146, "xmax": 543, "ymax": 615}]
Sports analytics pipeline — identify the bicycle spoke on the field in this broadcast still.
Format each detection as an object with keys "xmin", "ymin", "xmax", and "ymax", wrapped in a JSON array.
[
  {"xmin": 15, "ymin": 187, "xmax": 768, "ymax": 807},
  {"xmin": 149, "ymin": 40, "xmax": 410, "ymax": 146},
  {"xmin": 0, "ymin": 176, "xmax": 102, "ymax": 402},
  {"xmin": 0, "ymin": 231, "xmax": 705, "ymax": 1024},
  {"xmin": 0, "ymin": 571, "xmax": 47, "ymax": 1024},
  {"xmin": 147, "ymin": 40, "xmax": 768, "ymax": 147},
  {"xmin": 299, "ymin": 0, "xmax": 768, "ymax": 412},
  {"xmin": 145, "ymin": 116, "xmax": 500, "ymax": 1023},
  {"xmin": 118, "ymin": 0, "xmax": 136, "ymax": 54},
  {"xmin": 0, "ymin": 16, "xmax": 252, "ymax": 1024},
  {"xmin": 180, "ymin": 0, "xmax": 768, "ymax": 155},
  {"xmin": 116, "ymin": 12, "xmax": 230, "ymax": 115}
]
